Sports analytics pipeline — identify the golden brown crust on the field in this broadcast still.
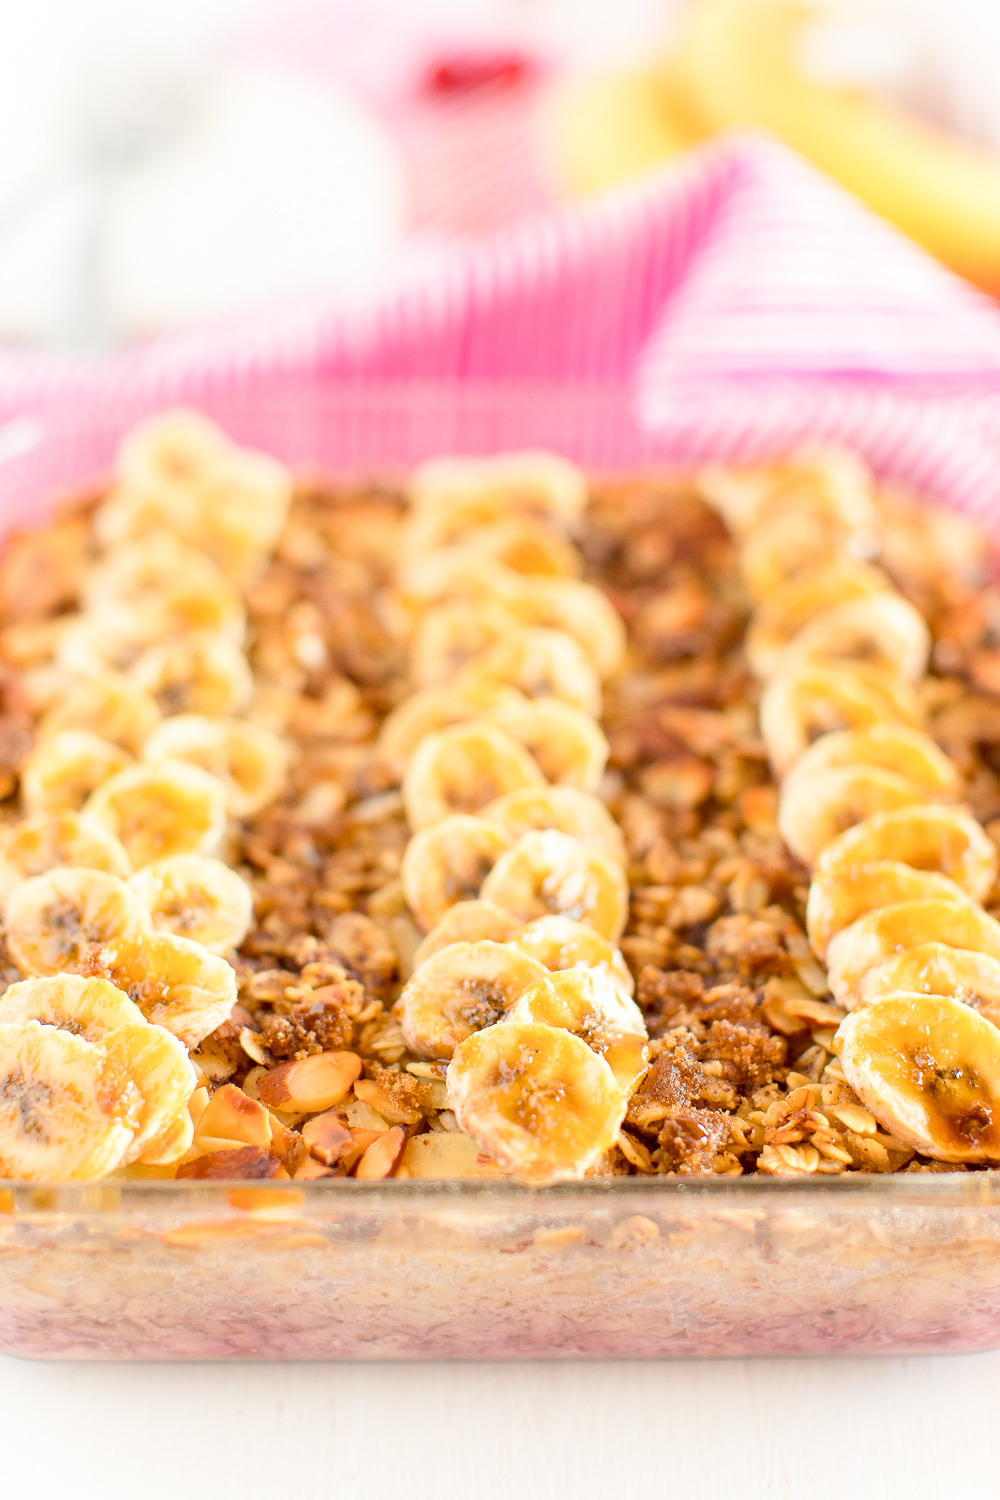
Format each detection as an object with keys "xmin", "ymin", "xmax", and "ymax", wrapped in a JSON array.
[{"xmin": 3, "ymin": 461, "xmax": 998, "ymax": 1177}]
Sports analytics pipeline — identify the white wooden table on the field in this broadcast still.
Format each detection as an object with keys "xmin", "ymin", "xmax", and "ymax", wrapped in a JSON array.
[{"xmin": 1, "ymin": 1347, "xmax": 995, "ymax": 1496}]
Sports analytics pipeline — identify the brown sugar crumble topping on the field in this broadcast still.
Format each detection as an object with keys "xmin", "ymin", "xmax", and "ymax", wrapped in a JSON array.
[{"xmin": 1, "ymin": 415, "xmax": 1000, "ymax": 1182}]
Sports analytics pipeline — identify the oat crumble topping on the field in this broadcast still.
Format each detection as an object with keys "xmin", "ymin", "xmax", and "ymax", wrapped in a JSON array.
[{"xmin": 0, "ymin": 419, "xmax": 998, "ymax": 1181}]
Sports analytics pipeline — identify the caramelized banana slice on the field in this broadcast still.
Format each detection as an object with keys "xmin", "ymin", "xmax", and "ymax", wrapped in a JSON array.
[
  {"xmin": 82, "ymin": 535, "xmax": 246, "ymax": 643},
  {"xmin": 859, "ymin": 943, "xmax": 1000, "ymax": 1023},
  {"xmin": 456, "ymin": 516, "xmax": 582, "ymax": 577},
  {"xmin": 486, "ymin": 697, "xmax": 609, "ymax": 792},
  {"xmin": 142, "ymin": 714, "xmax": 288, "ymax": 816},
  {"xmin": 745, "ymin": 559, "xmax": 892, "ymax": 680},
  {"xmin": 112, "ymin": 409, "xmax": 230, "ymax": 510},
  {"xmin": 699, "ymin": 449, "xmax": 876, "ymax": 540},
  {"xmin": 780, "ymin": 725, "xmax": 959, "ymax": 800},
  {"xmin": 827, "ymin": 900, "xmax": 1000, "ymax": 1010},
  {"xmin": 483, "ymin": 785, "xmax": 626, "ymax": 866},
  {"xmin": 101, "ymin": 1020, "xmax": 197, "ymax": 1163},
  {"xmin": 401, "ymin": 814, "xmax": 512, "ymax": 933},
  {"xmin": 20, "ymin": 731, "xmax": 132, "ymax": 815},
  {"xmin": 129, "ymin": 633, "xmax": 253, "ymax": 718},
  {"xmin": 836, "ymin": 995, "xmax": 1000, "ymax": 1162},
  {"xmin": 0, "ymin": 975, "xmax": 197, "ymax": 1164},
  {"xmin": 0, "ymin": 1020, "xmax": 139, "ymax": 1180},
  {"xmin": 100, "ymin": 412, "xmax": 292, "ymax": 584},
  {"xmin": 410, "ymin": 601, "xmax": 520, "ymax": 687},
  {"xmin": 377, "ymin": 680, "xmax": 530, "ymax": 777},
  {"xmin": 407, "ymin": 452, "xmax": 586, "ymax": 548},
  {"xmin": 395, "ymin": 939, "xmax": 553, "ymax": 1059},
  {"xmin": 816, "ymin": 805, "xmax": 997, "ymax": 902},
  {"xmin": 0, "ymin": 812, "xmax": 130, "ymax": 910},
  {"xmin": 129, "ymin": 855, "xmax": 254, "ymax": 954},
  {"xmin": 85, "ymin": 930, "xmax": 238, "ymax": 1049},
  {"xmin": 469, "ymin": 627, "xmax": 602, "ymax": 717},
  {"xmin": 187, "ymin": 450, "xmax": 293, "ymax": 584},
  {"xmin": 6, "ymin": 868, "xmax": 151, "ymax": 975},
  {"xmin": 395, "ymin": 549, "xmax": 524, "ymax": 613},
  {"xmin": 511, "ymin": 914, "xmax": 634, "ymax": 998},
  {"xmin": 740, "ymin": 511, "xmax": 867, "ymax": 603},
  {"xmin": 506, "ymin": 968, "xmax": 648, "ymax": 1096},
  {"xmin": 38, "ymin": 669, "xmax": 160, "ymax": 754},
  {"xmin": 778, "ymin": 593, "xmax": 931, "ymax": 684},
  {"xmin": 403, "ymin": 720, "xmax": 545, "ymax": 831},
  {"xmin": 510, "ymin": 578, "xmax": 626, "ymax": 679},
  {"xmin": 777, "ymin": 766, "xmax": 929, "ymax": 867},
  {"xmin": 760, "ymin": 663, "xmax": 925, "ymax": 776},
  {"xmin": 84, "ymin": 760, "xmax": 228, "ymax": 868},
  {"xmin": 447, "ymin": 1020, "xmax": 625, "ymax": 1181},
  {"xmin": 806, "ymin": 863, "xmax": 974, "ymax": 960},
  {"xmin": 411, "ymin": 900, "xmax": 524, "ymax": 969},
  {"xmin": 56, "ymin": 608, "xmax": 152, "ymax": 676},
  {"xmin": 0, "ymin": 973, "xmax": 141, "ymax": 1041},
  {"xmin": 480, "ymin": 829, "xmax": 628, "ymax": 940}
]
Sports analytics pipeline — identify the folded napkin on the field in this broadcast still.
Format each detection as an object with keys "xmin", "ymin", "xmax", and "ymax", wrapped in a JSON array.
[{"xmin": 1, "ymin": 133, "xmax": 1000, "ymax": 522}]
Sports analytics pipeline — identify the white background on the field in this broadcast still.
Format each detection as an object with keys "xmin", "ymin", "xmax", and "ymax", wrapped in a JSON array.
[{"xmin": 0, "ymin": 1345, "xmax": 997, "ymax": 1496}]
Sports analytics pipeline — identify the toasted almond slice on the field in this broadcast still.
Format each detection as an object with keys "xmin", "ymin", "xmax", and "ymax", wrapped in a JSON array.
[
  {"xmin": 176, "ymin": 1145, "xmax": 282, "ymax": 1180},
  {"xmin": 354, "ymin": 1124, "xmax": 407, "ymax": 1180},
  {"xmin": 194, "ymin": 1083, "xmax": 272, "ymax": 1149},
  {"xmin": 401, "ymin": 1131, "xmax": 506, "ymax": 1179},
  {"xmin": 301, "ymin": 1110, "xmax": 354, "ymax": 1166},
  {"xmin": 294, "ymin": 1158, "xmax": 336, "ymax": 1180},
  {"xmin": 353, "ymin": 1077, "xmax": 423, "ymax": 1125},
  {"xmin": 256, "ymin": 1050, "xmax": 363, "ymax": 1112}
]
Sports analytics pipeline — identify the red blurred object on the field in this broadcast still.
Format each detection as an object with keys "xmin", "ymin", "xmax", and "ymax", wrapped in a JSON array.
[{"xmin": 423, "ymin": 51, "xmax": 535, "ymax": 98}]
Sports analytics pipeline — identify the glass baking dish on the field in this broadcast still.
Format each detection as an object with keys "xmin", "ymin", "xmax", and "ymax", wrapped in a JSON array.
[{"xmin": 2, "ymin": 379, "xmax": 999, "ymax": 1362}]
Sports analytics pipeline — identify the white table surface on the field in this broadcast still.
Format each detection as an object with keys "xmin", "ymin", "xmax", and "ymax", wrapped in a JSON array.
[{"xmin": 1, "ymin": 1345, "xmax": 996, "ymax": 1496}]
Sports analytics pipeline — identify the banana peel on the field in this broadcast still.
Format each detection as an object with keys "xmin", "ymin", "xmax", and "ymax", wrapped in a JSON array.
[
  {"xmin": 668, "ymin": 0, "xmax": 1000, "ymax": 294},
  {"xmin": 547, "ymin": 65, "xmax": 708, "ymax": 198}
]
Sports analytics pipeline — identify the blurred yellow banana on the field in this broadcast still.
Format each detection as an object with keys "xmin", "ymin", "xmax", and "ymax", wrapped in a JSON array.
[
  {"xmin": 548, "ymin": 66, "xmax": 704, "ymax": 196},
  {"xmin": 670, "ymin": 0, "xmax": 1000, "ymax": 293}
]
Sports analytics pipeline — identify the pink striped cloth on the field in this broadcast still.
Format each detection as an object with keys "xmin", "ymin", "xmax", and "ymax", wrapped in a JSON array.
[{"xmin": 2, "ymin": 134, "xmax": 1000, "ymax": 528}]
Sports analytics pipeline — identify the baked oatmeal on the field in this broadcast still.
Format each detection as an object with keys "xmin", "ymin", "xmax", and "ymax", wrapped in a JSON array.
[{"xmin": 0, "ymin": 412, "xmax": 999, "ymax": 1183}]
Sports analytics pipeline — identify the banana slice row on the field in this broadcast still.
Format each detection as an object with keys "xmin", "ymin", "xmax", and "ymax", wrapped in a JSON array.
[
  {"xmin": 0, "ymin": 413, "xmax": 296, "ymax": 1180},
  {"xmin": 704, "ymin": 449, "xmax": 1000, "ymax": 1163},
  {"xmin": 390, "ymin": 454, "xmax": 646, "ymax": 1180}
]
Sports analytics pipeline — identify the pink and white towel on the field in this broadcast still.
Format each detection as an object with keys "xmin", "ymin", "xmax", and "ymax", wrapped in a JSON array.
[{"xmin": 1, "ymin": 132, "xmax": 1000, "ymax": 526}]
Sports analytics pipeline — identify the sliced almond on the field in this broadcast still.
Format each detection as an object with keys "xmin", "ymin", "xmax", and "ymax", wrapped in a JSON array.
[
  {"xmin": 353, "ymin": 1076, "xmax": 423, "ymax": 1125},
  {"xmin": 354, "ymin": 1125, "xmax": 406, "ymax": 1180},
  {"xmin": 827, "ymin": 1102, "xmax": 877, "ymax": 1136},
  {"xmin": 616, "ymin": 1130, "xmax": 653, "ymax": 1172},
  {"xmin": 188, "ymin": 1042, "xmax": 236, "ymax": 1082},
  {"xmin": 176, "ymin": 1145, "xmax": 282, "ymax": 1180},
  {"xmin": 188, "ymin": 1085, "xmax": 210, "ymax": 1128},
  {"xmin": 266, "ymin": 1114, "xmax": 307, "ymax": 1175},
  {"xmin": 401, "ymin": 1131, "xmax": 504, "ymax": 1179},
  {"xmin": 349, "ymin": 1127, "xmax": 383, "ymax": 1154},
  {"xmin": 257, "ymin": 1050, "xmax": 362, "ymax": 1112},
  {"xmin": 783, "ymin": 996, "xmax": 846, "ymax": 1027},
  {"xmin": 184, "ymin": 1134, "xmax": 254, "ymax": 1157},
  {"xmin": 343, "ymin": 1097, "xmax": 391, "ymax": 1132},
  {"xmin": 293, "ymin": 1158, "xmax": 336, "ymax": 1180},
  {"xmin": 240, "ymin": 1026, "xmax": 270, "ymax": 1066},
  {"xmin": 302, "ymin": 1109, "xmax": 355, "ymax": 1166},
  {"xmin": 195, "ymin": 1083, "xmax": 272, "ymax": 1148}
]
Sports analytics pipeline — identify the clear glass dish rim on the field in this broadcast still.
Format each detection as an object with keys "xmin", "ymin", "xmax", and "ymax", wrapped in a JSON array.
[
  {"xmin": 0, "ymin": 378, "xmax": 994, "ymax": 1216},
  {"xmin": 4, "ymin": 1168, "xmax": 999, "ymax": 1214}
]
